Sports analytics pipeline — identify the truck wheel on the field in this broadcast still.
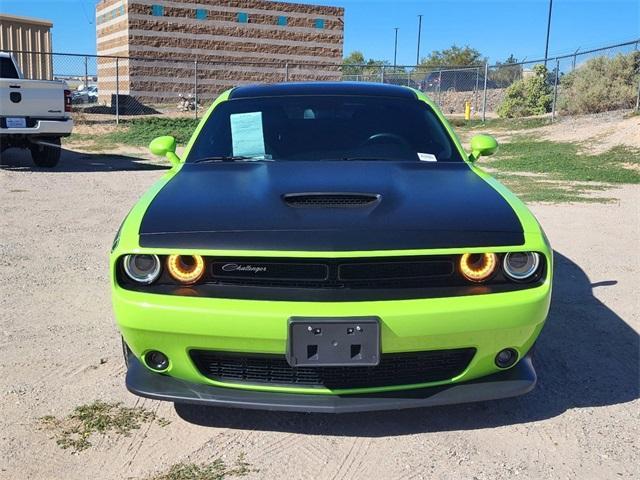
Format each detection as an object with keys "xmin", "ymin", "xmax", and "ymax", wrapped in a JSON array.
[{"xmin": 30, "ymin": 138, "xmax": 61, "ymax": 168}]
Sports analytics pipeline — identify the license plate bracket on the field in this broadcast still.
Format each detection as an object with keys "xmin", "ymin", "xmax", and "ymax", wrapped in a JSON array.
[
  {"xmin": 5, "ymin": 117, "xmax": 26, "ymax": 128},
  {"xmin": 286, "ymin": 316, "xmax": 380, "ymax": 367}
]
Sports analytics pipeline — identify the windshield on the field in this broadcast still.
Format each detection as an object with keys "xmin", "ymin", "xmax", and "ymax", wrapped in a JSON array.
[{"xmin": 186, "ymin": 95, "xmax": 463, "ymax": 163}]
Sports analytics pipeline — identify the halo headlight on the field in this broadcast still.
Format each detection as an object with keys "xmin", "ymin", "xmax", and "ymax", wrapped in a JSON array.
[
  {"xmin": 167, "ymin": 255, "xmax": 205, "ymax": 284},
  {"xmin": 459, "ymin": 253, "xmax": 498, "ymax": 283},
  {"xmin": 503, "ymin": 252, "xmax": 540, "ymax": 281},
  {"xmin": 123, "ymin": 254, "xmax": 161, "ymax": 284}
]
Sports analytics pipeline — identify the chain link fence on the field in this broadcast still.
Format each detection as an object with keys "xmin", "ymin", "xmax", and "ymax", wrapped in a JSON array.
[{"xmin": 4, "ymin": 39, "xmax": 638, "ymax": 125}]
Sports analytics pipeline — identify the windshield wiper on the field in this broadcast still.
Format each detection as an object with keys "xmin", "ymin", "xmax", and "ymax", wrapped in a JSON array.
[{"xmin": 193, "ymin": 156, "xmax": 273, "ymax": 163}]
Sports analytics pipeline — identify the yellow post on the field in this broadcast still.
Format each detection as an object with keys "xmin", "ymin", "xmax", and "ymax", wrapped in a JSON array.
[{"xmin": 464, "ymin": 100, "xmax": 471, "ymax": 120}]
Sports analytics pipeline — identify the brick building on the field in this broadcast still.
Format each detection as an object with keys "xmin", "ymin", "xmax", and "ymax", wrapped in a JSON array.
[
  {"xmin": 0, "ymin": 14, "xmax": 53, "ymax": 80},
  {"xmin": 95, "ymin": 0, "xmax": 344, "ymax": 105}
]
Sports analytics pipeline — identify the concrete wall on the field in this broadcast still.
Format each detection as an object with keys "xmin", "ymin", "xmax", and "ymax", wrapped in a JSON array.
[{"xmin": 0, "ymin": 14, "xmax": 53, "ymax": 80}]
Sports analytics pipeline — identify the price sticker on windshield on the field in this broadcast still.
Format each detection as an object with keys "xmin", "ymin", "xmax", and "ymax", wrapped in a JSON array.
[{"xmin": 418, "ymin": 152, "xmax": 437, "ymax": 162}]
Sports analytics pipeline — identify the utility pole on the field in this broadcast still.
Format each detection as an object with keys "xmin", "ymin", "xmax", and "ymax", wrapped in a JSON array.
[
  {"xmin": 544, "ymin": 0, "xmax": 553, "ymax": 67},
  {"xmin": 393, "ymin": 27, "xmax": 399, "ymax": 69},
  {"xmin": 416, "ymin": 15, "xmax": 423, "ymax": 65}
]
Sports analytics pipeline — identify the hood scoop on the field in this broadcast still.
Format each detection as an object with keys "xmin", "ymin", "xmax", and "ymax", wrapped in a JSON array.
[{"xmin": 282, "ymin": 192, "xmax": 381, "ymax": 209}]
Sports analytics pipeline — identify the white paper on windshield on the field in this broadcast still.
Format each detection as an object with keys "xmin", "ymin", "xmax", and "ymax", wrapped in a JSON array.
[
  {"xmin": 418, "ymin": 152, "xmax": 437, "ymax": 162},
  {"xmin": 230, "ymin": 112, "xmax": 265, "ymax": 157}
]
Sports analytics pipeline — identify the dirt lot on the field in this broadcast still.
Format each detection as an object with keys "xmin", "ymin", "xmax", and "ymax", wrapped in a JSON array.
[{"xmin": 0, "ymin": 144, "xmax": 638, "ymax": 479}]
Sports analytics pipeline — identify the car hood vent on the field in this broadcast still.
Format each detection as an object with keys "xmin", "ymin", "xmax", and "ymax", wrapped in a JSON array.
[{"xmin": 283, "ymin": 193, "xmax": 380, "ymax": 208}]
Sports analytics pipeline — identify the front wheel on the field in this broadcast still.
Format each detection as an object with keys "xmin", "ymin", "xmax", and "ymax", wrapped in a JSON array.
[{"xmin": 30, "ymin": 138, "xmax": 61, "ymax": 168}]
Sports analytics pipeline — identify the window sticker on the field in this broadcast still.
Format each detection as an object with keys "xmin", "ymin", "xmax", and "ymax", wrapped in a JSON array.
[
  {"xmin": 418, "ymin": 152, "xmax": 437, "ymax": 162},
  {"xmin": 230, "ymin": 112, "xmax": 266, "ymax": 158}
]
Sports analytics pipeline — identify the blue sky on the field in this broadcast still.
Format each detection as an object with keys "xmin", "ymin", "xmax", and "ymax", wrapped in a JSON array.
[{"xmin": 1, "ymin": 0, "xmax": 638, "ymax": 64}]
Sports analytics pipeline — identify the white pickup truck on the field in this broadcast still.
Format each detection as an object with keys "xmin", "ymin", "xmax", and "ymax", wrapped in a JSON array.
[{"xmin": 0, "ymin": 52, "xmax": 73, "ymax": 167}]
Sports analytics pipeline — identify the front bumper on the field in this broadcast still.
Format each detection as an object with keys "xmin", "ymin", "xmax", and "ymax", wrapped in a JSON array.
[
  {"xmin": 126, "ymin": 352, "xmax": 536, "ymax": 413},
  {"xmin": 114, "ymin": 281, "xmax": 550, "ymax": 395}
]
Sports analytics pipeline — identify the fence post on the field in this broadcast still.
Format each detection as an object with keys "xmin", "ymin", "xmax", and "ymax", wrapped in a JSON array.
[
  {"xmin": 285, "ymin": 62, "xmax": 289, "ymax": 82},
  {"xmin": 84, "ymin": 56, "xmax": 88, "ymax": 89},
  {"xmin": 437, "ymin": 69, "xmax": 442, "ymax": 106},
  {"xmin": 380, "ymin": 65, "xmax": 385, "ymax": 83},
  {"xmin": 481, "ymin": 62, "xmax": 488, "ymax": 122},
  {"xmin": 551, "ymin": 57, "xmax": 559, "ymax": 122},
  {"xmin": 115, "ymin": 57, "xmax": 120, "ymax": 125},
  {"xmin": 194, "ymin": 60, "xmax": 198, "ymax": 120},
  {"xmin": 474, "ymin": 66, "xmax": 480, "ymax": 115}
]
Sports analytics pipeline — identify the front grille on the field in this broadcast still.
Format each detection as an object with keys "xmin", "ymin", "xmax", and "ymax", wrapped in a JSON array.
[
  {"xmin": 190, "ymin": 348, "xmax": 476, "ymax": 389},
  {"xmin": 206, "ymin": 256, "xmax": 457, "ymax": 289},
  {"xmin": 283, "ymin": 193, "xmax": 380, "ymax": 208}
]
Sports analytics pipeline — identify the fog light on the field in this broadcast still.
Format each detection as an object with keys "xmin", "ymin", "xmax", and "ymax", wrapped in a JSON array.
[
  {"xmin": 495, "ymin": 348, "xmax": 518, "ymax": 368},
  {"xmin": 144, "ymin": 350, "xmax": 169, "ymax": 371}
]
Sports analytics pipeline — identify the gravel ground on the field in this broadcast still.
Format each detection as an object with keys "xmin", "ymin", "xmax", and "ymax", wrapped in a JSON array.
[{"xmin": 0, "ymin": 146, "xmax": 638, "ymax": 480}]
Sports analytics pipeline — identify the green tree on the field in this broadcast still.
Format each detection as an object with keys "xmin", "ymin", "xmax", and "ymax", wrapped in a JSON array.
[
  {"xmin": 417, "ymin": 45, "xmax": 484, "ymax": 71},
  {"xmin": 497, "ymin": 64, "xmax": 553, "ymax": 118},
  {"xmin": 490, "ymin": 54, "xmax": 523, "ymax": 88},
  {"xmin": 559, "ymin": 51, "xmax": 640, "ymax": 114},
  {"xmin": 342, "ymin": 51, "xmax": 392, "ymax": 79}
]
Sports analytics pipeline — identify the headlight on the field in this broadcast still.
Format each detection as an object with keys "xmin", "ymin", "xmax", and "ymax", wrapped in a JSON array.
[
  {"xmin": 123, "ymin": 254, "xmax": 161, "ymax": 284},
  {"xmin": 503, "ymin": 252, "xmax": 540, "ymax": 281},
  {"xmin": 166, "ymin": 255, "xmax": 205, "ymax": 284},
  {"xmin": 459, "ymin": 253, "xmax": 497, "ymax": 283}
]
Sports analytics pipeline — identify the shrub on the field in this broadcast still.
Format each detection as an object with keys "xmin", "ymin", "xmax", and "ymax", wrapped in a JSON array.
[
  {"xmin": 497, "ymin": 64, "xmax": 553, "ymax": 118},
  {"xmin": 559, "ymin": 51, "xmax": 640, "ymax": 114}
]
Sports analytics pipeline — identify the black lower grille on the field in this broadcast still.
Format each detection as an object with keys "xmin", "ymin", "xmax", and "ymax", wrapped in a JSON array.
[{"xmin": 190, "ymin": 348, "xmax": 476, "ymax": 389}]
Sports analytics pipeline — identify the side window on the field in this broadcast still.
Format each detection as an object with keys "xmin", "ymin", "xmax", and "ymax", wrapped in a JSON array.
[
  {"xmin": 277, "ymin": 16, "xmax": 287, "ymax": 26},
  {"xmin": 0, "ymin": 57, "xmax": 20, "ymax": 79},
  {"xmin": 314, "ymin": 18, "xmax": 325, "ymax": 29},
  {"xmin": 151, "ymin": 5, "xmax": 164, "ymax": 16},
  {"xmin": 237, "ymin": 12, "xmax": 248, "ymax": 23}
]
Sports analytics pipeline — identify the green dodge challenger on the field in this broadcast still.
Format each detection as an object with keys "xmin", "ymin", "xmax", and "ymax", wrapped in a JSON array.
[{"xmin": 111, "ymin": 83, "xmax": 552, "ymax": 412}]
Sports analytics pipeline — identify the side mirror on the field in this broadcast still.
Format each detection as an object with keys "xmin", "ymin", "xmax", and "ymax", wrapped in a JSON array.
[
  {"xmin": 469, "ymin": 134, "xmax": 498, "ymax": 162},
  {"xmin": 149, "ymin": 136, "xmax": 180, "ymax": 167}
]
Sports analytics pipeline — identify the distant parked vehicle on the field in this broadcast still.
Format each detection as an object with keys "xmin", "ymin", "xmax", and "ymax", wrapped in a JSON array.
[
  {"xmin": 420, "ymin": 70, "xmax": 498, "ymax": 92},
  {"xmin": 72, "ymin": 88, "xmax": 89, "ymax": 104},
  {"xmin": 87, "ymin": 85, "xmax": 98, "ymax": 103},
  {"xmin": 0, "ymin": 52, "xmax": 73, "ymax": 167}
]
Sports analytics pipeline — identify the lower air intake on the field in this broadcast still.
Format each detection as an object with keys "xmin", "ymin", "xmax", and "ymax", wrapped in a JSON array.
[{"xmin": 190, "ymin": 348, "xmax": 476, "ymax": 389}]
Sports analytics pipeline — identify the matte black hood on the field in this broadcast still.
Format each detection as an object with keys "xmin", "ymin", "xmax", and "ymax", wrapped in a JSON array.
[{"xmin": 139, "ymin": 161, "xmax": 524, "ymax": 251}]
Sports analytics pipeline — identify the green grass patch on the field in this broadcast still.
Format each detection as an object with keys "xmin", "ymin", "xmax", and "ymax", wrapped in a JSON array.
[
  {"xmin": 107, "ymin": 117, "xmax": 199, "ymax": 146},
  {"xmin": 490, "ymin": 141, "xmax": 640, "ymax": 184},
  {"xmin": 40, "ymin": 401, "xmax": 170, "ymax": 453},
  {"xmin": 147, "ymin": 455, "xmax": 253, "ymax": 480},
  {"xmin": 494, "ymin": 173, "xmax": 614, "ymax": 203},
  {"xmin": 450, "ymin": 116, "xmax": 551, "ymax": 131}
]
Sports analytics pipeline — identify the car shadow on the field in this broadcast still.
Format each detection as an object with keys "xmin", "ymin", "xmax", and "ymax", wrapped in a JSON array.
[
  {"xmin": 0, "ymin": 146, "xmax": 169, "ymax": 172},
  {"xmin": 175, "ymin": 251, "xmax": 639, "ymax": 436}
]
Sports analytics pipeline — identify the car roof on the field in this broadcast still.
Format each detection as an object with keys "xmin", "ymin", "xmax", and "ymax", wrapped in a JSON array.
[{"xmin": 229, "ymin": 82, "xmax": 417, "ymax": 100}]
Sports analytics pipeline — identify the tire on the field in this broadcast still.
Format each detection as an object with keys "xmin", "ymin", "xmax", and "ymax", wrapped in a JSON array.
[{"xmin": 29, "ymin": 138, "xmax": 61, "ymax": 168}]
